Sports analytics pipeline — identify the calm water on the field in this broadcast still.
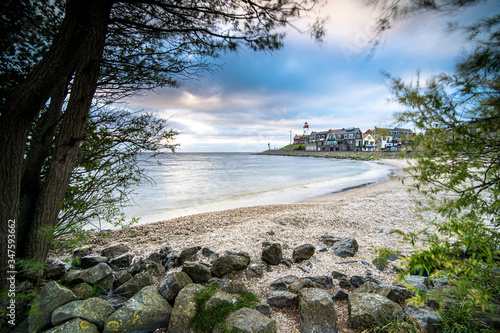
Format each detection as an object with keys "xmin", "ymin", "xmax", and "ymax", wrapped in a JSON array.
[{"xmin": 118, "ymin": 153, "xmax": 393, "ymax": 226}]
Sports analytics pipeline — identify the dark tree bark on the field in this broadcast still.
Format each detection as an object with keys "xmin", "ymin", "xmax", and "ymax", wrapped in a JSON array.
[
  {"xmin": 0, "ymin": 0, "xmax": 112, "ymax": 288},
  {"xmin": 21, "ymin": 1, "xmax": 112, "ymax": 267}
]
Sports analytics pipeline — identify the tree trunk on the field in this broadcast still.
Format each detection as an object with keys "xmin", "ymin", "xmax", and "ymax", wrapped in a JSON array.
[
  {"xmin": 0, "ymin": 0, "xmax": 112, "ymax": 289},
  {"xmin": 17, "ymin": 79, "xmax": 70, "ymax": 259},
  {"xmin": 21, "ymin": 1, "xmax": 112, "ymax": 268}
]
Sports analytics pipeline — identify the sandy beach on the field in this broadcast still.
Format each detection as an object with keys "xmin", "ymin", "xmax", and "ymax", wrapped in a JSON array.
[{"xmin": 61, "ymin": 158, "xmax": 435, "ymax": 332}]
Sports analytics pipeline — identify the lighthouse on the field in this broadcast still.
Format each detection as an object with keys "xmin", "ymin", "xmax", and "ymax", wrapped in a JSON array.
[{"xmin": 303, "ymin": 121, "xmax": 309, "ymax": 135}]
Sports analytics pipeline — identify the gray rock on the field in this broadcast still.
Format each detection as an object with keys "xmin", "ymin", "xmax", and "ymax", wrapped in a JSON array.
[
  {"xmin": 168, "ymin": 284, "xmax": 204, "ymax": 333},
  {"xmin": 114, "ymin": 271, "xmax": 153, "ymax": 298},
  {"xmin": 280, "ymin": 258, "xmax": 293, "ymax": 267},
  {"xmin": 265, "ymin": 291, "xmax": 298, "ymax": 308},
  {"xmin": 299, "ymin": 288, "xmax": 338, "ymax": 333},
  {"xmin": 42, "ymin": 318, "xmax": 99, "ymax": 333},
  {"xmin": 289, "ymin": 279, "xmax": 315, "ymax": 294},
  {"xmin": 292, "ymin": 244, "xmax": 316, "ymax": 263},
  {"xmin": 348, "ymin": 292, "xmax": 403, "ymax": 329},
  {"xmin": 338, "ymin": 277, "xmax": 351, "ymax": 289},
  {"xmin": 270, "ymin": 275, "xmax": 298, "ymax": 291},
  {"xmin": 320, "ymin": 235, "xmax": 341, "ymax": 247},
  {"xmin": 128, "ymin": 258, "xmax": 165, "ymax": 276},
  {"xmin": 147, "ymin": 252, "xmax": 166, "ymax": 264},
  {"xmin": 353, "ymin": 281, "xmax": 413, "ymax": 304},
  {"xmin": 182, "ymin": 261, "xmax": 212, "ymax": 284},
  {"xmin": 331, "ymin": 238, "xmax": 359, "ymax": 257},
  {"xmin": 332, "ymin": 290, "xmax": 349, "ymax": 301},
  {"xmin": 395, "ymin": 275, "xmax": 431, "ymax": 293},
  {"xmin": 51, "ymin": 297, "xmax": 115, "ymax": 329},
  {"xmin": 113, "ymin": 270, "xmax": 132, "ymax": 289},
  {"xmin": 220, "ymin": 308, "xmax": 276, "ymax": 333},
  {"xmin": 99, "ymin": 296, "xmax": 127, "ymax": 310},
  {"xmin": 262, "ymin": 243, "xmax": 283, "ymax": 265},
  {"xmin": 331, "ymin": 270, "xmax": 347, "ymax": 280},
  {"xmin": 65, "ymin": 263, "xmax": 113, "ymax": 286},
  {"xmin": 178, "ymin": 246, "xmax": 201, "ymax": 264},
  {"xmin": 28, "ymin": 281, "xmax": 77, "ymax": 333},
  {"xmin": 79, "ymin": 256, "xmax": 108, "ymax": 269},
  {"xmin": 405, "ymin": 304, "xmax": 440, "ymax": 332},
  {"xmin": 254, "ymin": 303, "xmax": 273, "ymax": 317},
  {"xmin": 109, "ymin": 252, "xmax": 133, "ymax": 269},
  {"xmin": 158, "ymin": 271, "xmax": 193, "ymax": 303},
  {"xmin": 221, "ymin": 280, "xmax": 247, "ymax": 295},
  {"xmin": 100, "ymin": 243, "xmax": 130, "ymax": 259},
  {"xmin": 43, "ymin": 259, "xmax": 67, "ymax": 280},
  {"xmin": 204, "ymin": 290, "xmax": 239, "ymax": 312},
  {"xmin": 104, "ymin": 286, "xmax": 172, "ymax": 333},
  {"xmin": 211, "ymin": 252, "xmax": 251, "ymax": 277},
  {"xmin": 73, "ymin": 245, "xmax": 92, "ymax": 258},
  {"xmin": 249, "ymin": 264, "xmax": 264, "ymax": 276},
  {"xmin": 71, "ymin": 283, "xmax": 93, "ymax": 300}
]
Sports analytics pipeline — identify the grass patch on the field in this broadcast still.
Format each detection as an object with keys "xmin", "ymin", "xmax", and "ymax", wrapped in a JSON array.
[
  {"xmin": 437, "ymin": 301, "xmax": 494, "ymax": 333},
  {"xmin": 191, "ymin": 284, "xmax": 260, "ymax": 333},
  {"xmin": 373, "ymin": 247, "xmax": 401, "ymax": 269},
  {"xmin": 362, "ymin": 315, "xmax": 424, "ymax": 333}
]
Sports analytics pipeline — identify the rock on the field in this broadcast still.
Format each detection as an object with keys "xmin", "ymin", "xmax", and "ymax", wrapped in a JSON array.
[
  {"xmin": 270, "ymin": 275, "xmax": 298, "ymax": 291},
  {"xmin": 289, "ymin": 279, "xmax": 315, "ymax": 294},
  {"xmin": 159, "ymin": 246, "xmax": 177, "ymax": 268},
  {"xmin": 113, "ymin": 270, "xmax": 132, "ymax": 289},
  {"xmin": 147, "ymin": 252, "xmax": 166, "ymax": 264},
  {"xmin": 320, "ymin": 235, "xmax": 341, "ymax": 247},
  {"xmin": 202, "ymin": 247, "xmax": 218, "ymax": 258},
  {"xmin": 220, "ymin": 308, "xmax": 276, "ymax": 333},
  {"xmin": 280, "ymin": 258, "xmax": 293, "ymax": 267},
  {"xmin": 265, "ymin": 291, "xmax": 298, "ymax": 308},
  {"xmin": 254, "ymin": 303, "xmax": 273, "ymax": 317},
  {"xmin": 51, "ymin": 297, "xmax": 115, "ymax": 329},
  {"xmin": 426, "ymin": 286, "xmax": 460, "ymax": 310},
  {"xmin": 204, "ymin": 290, "xmax": 239, "ymax": 312},
  {"xmin": 43, "ymin": 259, "xmax": 67, "ymax": 280},
  {"xmin": 335, "ymin": 260, "xmax": 357, "ymax": 264},
  {"xmin": 128, "ymin": 258, "xmax": 165, "ymax": 276},
  {"xmin": 211, "ymin": 252, "xmax": 251, "ymax": 277},
  {"xmin": 332, "ymin": 290, "xmax": 349, "ymax": 301},
  {"xmin": 182, "ymin": 262, "xmax": 212, "ymax": 284},
  {"xmin": 73, "ymin": 245, "xmax": 92, "ymax": 258},
  {"xmin": 349, "ymin": 293, "xmax": 403, "ymax": 329},
  {"xmin": 353, "ymin": 281, "xmax": 413, "ymax": 304},
  {"xmin": 331, "ymin": 270, "xmax": 347, "ymax": 280},
  {"xmin": 168, "ymin": 284, "xmax": 204, "ymax": 333},
  {"xmin": 221, "ymin": 280, "xmax": 247, "ymax": 295},
  {"xmin": 42, "ymin": 318, "xmax": 99, "ymax": 333},
  {"xmin": 104, "ymin": 286, "xmax": 172, "ymax": 333},
  {"xmin": 338, "ymin": 277, "xmax": 351, "ymax": 289},
  {"xmin": 158, "ymin": 271, "xmax": 193, "ymax": 303},
  {"xmin": 262, "ymin": 243, "xmax": 283, "ymax": 265},
  {"xmin": 71, "ymin": 283, "xmax": 93, "ymax": 300},
  {"xmin": 350, "ymin": 275, "xmax": 365, "ymax": 289},
  {"xmin": 114, "ymin": 271, "xmax": 153, "ymax": 298},
  {"xmin": 99, "ymin": 296, "xmax": 127, "ymax": 310},
  {"xmin": 28, "ymin": 281, "xmax": 77, "ymax": 333},
  {"xmin": 178, "ymin": 246, "xmax": 201, "ymax": 264},
  {"xmin": 79, "ymin": 256, "xmax": 108, "ymax": 269},
  {"xmin": 292, "ymin": 244, "xmax": 315, "ymax": 263},
  {"xmin": 65, "ymin": 263, "xmax": 113, "ymax": 286},
  {"xmin": 249, "ymin": 264, "xmax": 264, "ymax": 276},
  {"xmin": 299, "ymin": 288, "xmax": 338, "ymax": 333},
  {"xmin": 331, "ymin": 237, "xmax": 359, "ymax": 257},
  {"xmin": 306, "ymin": 276, "xmax": 334, "ymax": 289},
  {"xmin": 109, "ymin": 253, "xmax": 133, "ymax": 269},
  {"xmin": 395, "ymin": 275, "xmax": 431, "ymax": 293},
  {"xmin": 405, "ymin": 304, "xmax": 440, "ymax": 332},
  {"xmin": 100, "ymin": 243, "xmax": 130, "ymax": 259},
  {"xmin": 207, "ymin": 278, "xmax": 229, "ymax": 288},
  {"xmin": 95, "ymin": 273, "xmax": 114, "ymax": 291}
]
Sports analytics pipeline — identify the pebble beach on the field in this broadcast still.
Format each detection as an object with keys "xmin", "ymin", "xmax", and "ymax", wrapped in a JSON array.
[{"xmin": 57, "ymin": 158, "xmax": 437, "ymax": 332}]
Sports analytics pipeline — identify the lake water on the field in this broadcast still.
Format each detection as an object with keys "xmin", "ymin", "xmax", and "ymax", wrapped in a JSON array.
[{"xmin": 118, "ymin": 153, "xmax": 393, "ymax": 226}]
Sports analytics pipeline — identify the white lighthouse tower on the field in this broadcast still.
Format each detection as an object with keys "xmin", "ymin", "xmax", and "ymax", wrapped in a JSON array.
[{"xmin": 303, "ymin": 121, "xmax": 309, "ymax": 135}]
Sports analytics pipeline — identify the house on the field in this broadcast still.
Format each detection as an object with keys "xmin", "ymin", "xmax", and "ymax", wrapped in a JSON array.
[
  {"xmin": 293, "ymin": 135, "xmax": 311, "ymax": 145},
  {"xmin": 363, "ymin": 132, "xmax": 377, "ymax": 151},
  {"xmin": 306, "ymin": 127, "xmax": 363, "ymax": 152},
  {"xmin": 374, "ymin": 127, "xmax": 414, "ymax": 150}
]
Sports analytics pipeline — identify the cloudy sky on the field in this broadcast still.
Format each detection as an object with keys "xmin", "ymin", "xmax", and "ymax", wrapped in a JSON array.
[{"xmin": 126, "ymin": 0, "xmax": 497, "ymax": 152}]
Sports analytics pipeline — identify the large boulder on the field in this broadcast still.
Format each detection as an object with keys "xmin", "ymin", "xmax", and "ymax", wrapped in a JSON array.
[
  {"xmin": 78, "ymin": 256, "xmax": 108, "ymax": 269},
  {"xmin": 219, "ymin": 307, "xmax": 276, "ymax": 333},
  {"xmin": 270, "ymin": 275, "xmax": 298, "ymax": 291},
  {"xmin": 114, "ymin": 271, "xmax": 153, "ymax": 298},
  {"xmin": 299, "ymin": 288, "xmax": 338, "ymax": 333},
  {"xmin": 292, "ymin": 244, "xmax": 315, "ymax": 263},
  {"xmin": 104, "ymin": 286, "xmax": 172, "ymax": 333},
  {"xmin": 331, "ymin": 238, "xmax": 359, "ymax": 257},
  {"xmin": 70, "ymin": 283, "xmax": 93, "ymax": 300},
  {"xmin": 43, "ymin": 259, "xmax": 67, "ymax": 280},
  {"xmin": 42, "ymin": 318, "xmax": 99, "ymax": 333},
  {"xmin": 353, "ymin": 281, "xmax": 412, "ymax": 304},
  {"xmin": 204, "ymin": 290, "xmax": 239, "ymax": 312},
  {"xmin": 349, "ymin": 293, "xmax": 403, "ymax": 329},
  {"xmin": 211, "ymin": 251, "xmax": 251, "ymax": 277},
  {"xmin": 265, "ymin": 291, "xmax": 298, "ymax": 308},
  {"xmin": 100, "ymin": 243, "xmax": 130, "ymax": 259},
  {"xmin": 109, "ymin": 253, "xmax": 134, "ymax": 269},
  {"xmin": 65, "ymin": 263, "xmax": 114, "ymax": 286},
  {"xmin": 262, "ymin": 243, "xmax": 283, "ymax": 265},
  {"xmin": 395, "ymin": 275, "xmax": 431, "ymax": 293},
  {"xmin": 405, "ymin": 304, "xmax": 440, "ymax": 333},
  {"xmin": 182, "ymin": 262, "xmax": 212, "ymax": 284},
  {"xmin": 28, "ymin": 281, "xmax": 77, "ymax": 333},
  {"xmin": 128, "ymin": 258, "xmax": 165, "ymax": 276},
  {"xmin": 51, "ymin": 297, "xmax": 115, "ymax": 330},
  {"xmin": 168, "ymin": 284, "xmax": 204, "ymax": 333},
  {"xmin": 178, "ymin": 246, "xmax": 202, "ymax": 265},
  {"xmin": 158, "ymin": 271, "xmax": 193, "ymax": 303}
]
